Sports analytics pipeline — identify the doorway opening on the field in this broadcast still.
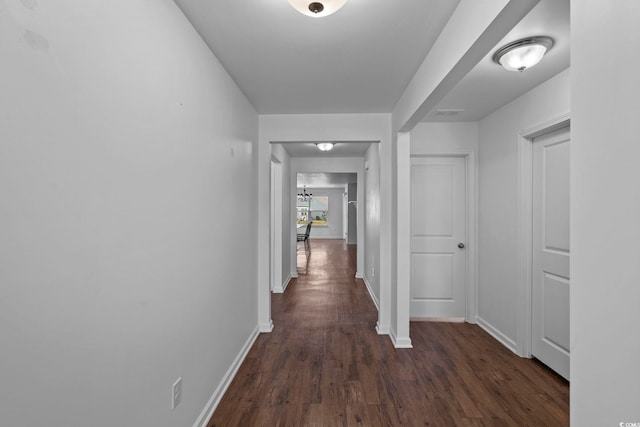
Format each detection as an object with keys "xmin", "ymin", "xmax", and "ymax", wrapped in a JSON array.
[
  {"xmin": 296, "ymin": 172, "xmax": 358, "ymax": 273},
  {"xmin": 516, "ymin": 113, "xmax": 570, "ymax": 380}
]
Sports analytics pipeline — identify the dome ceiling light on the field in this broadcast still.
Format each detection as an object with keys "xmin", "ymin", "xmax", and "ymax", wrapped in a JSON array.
[
  {"xmin": 288, "ymin": 0, "xmax": 348, "ymax": 18},
  {"xmin": 316, "ymin": 142, "xmax": 335, "ymax": 152},
  {"xmin": 492, "ymin": 36, "xmax": 554, "ymax": 72}
]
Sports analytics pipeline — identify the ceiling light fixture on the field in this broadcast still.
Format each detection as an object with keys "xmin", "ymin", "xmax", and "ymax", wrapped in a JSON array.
[
  {"xmin": 492, "ymin": 36, "xmax": 554, "ymax": 72},
  {"xmin": 297, "ymin": 186, "xmax": 312, "ymax": 202},
  {"xmin": 288, "ymin": 0, "xmax": 347, "ymax": 18},
  {"xmin": 316, "ymin": 142, "xmax": 335, "ymax": 152}
]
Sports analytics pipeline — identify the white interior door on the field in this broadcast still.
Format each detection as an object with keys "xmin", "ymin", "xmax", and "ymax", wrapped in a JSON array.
[
  {"xmin": 532, "ymin": 125, "xmax": 570, "ymax": 380},
  {"xmin": 410, "ymin": 156, "xmax": 467, "ymax": 319}
]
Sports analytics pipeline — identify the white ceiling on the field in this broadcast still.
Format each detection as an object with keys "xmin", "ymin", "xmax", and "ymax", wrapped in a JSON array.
[
  {"xmin": 173, "ymin": 0, "xmax": 461, "ymax": 114},
  {"xmin": 174, "ymin": 0, "xmax": 570, "ymax": 168},
  {"xmin": 423, "ymin": 0, "xmax": 570, "ymax": 122},
  {"xmin": 273, "ymin": 141, "xmax": 373, "ymax": 158},
  {"xmin": 297, "ymin": 172, "xmax": 357, "ymax": 188}
]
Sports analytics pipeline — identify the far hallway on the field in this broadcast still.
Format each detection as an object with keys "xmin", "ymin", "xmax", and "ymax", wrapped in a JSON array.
[{"xmin": 207, "ymin": 239, "xmax": 569, "ymax": 426}]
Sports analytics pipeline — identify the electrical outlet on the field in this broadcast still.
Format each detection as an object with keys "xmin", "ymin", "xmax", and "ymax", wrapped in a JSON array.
[{"xmin": 172, "ymin": 377, "xmax": 182, "ymax": 411}]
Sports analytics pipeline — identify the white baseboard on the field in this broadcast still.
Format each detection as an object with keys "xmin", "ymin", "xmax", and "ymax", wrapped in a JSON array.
[
  {"xmin": 259, "ymin": 320, "xmax": 273, "ymax": 333},
  {"xmin": 375, "ymin": 321, "xmax": 390, "ymax": 335},
  {"xmin": 362, "ymin": 276, "xmax": 379, "ymax": 311},
  {"xmin": 389, "ymin": 327, "xmax": 413, "ymax": 349},
  {"xmin": 410, "ymin": 317, "xmax": 465, "ymax": 323},
  {"xmin": 355, "ymin": 271, "xmax": 364, "ymax": 279},
  {"xmin": 193, "ymin": 326, "xmax": 260, "ymax": 427},
  {"xmin": 290, "ymin": 271, "xmax": 298, "ymax": 279},
  {"xmin": 282, "ymin": 274, "xmax": 292, "ymax": 292},
  {"xmin": 476, "ymin": 316, "xmax": 518, "ymax": 355},
  {"xmin": 272, "ymin": 274, "xmax": 292, "ymax": 294}
]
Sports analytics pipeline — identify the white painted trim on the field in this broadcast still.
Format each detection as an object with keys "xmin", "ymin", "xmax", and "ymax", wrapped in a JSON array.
[
  {"xmin": 375, "ymin": 322, "xmax": 390, "ymax": 335},
  {"xmin": 259, "ymin": 320, "xmax": 274, "ymax": 333},
  {"xmin": 407, "ymin": 149, "xmax": 478, "ymax": 323},
  {"xmin": 516, "ymin": 112, "xmax": 570, "ymax": 357},
  {"xmin": 309, "ymin": 236, "xmax": 343, "ymax": 240},
  {"xmin": 476, "ymin": 316, "xmax": 518, "ymax": 355},
  {"xmin": 389, "ymin": 326, "xmax": 413, "ymax": 349},
  {"xmin": 355, "ymin": 271, "xmax": 364, "ymax": 279},
  {"xmin": 410, "ymin": 317, "xmax": 465, "ymax": 323},
  {"xmin": 270, "ymin": 160, "xmax": 283, "ymax": 294},
  {"xmin": 193, "ymin": 326, "xmax": 260, "ymax": 427},
  {"xmin": 362, "ymin": 276, "xmax": 379, "ymax": 310},
  {"xmin": 272, "ymin": 274, "xmax": 292, "ymax": 294},
  {"xmin": 290, "ymin": 271, "xmax": 298, "ymax": 279}
]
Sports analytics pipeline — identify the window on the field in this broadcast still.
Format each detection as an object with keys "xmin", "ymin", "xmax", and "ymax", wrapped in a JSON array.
[
  {"xmin": 309, "ymin": 195, "xmax": 328, "ymax": 226},
  {"xmin": 296, "ymin": 195, "xmax": 329, "ymax": 226}
]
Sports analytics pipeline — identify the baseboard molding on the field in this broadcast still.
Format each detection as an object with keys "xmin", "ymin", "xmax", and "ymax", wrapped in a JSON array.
[
  {"xmin": 476, "ymin": 316, "xmax": 518, "ymax": 355},
  {"xmin": 309, "ymin": 236, "xmax": 343, "ymax": 240},
  {"xmin": 193, "ymin": 326, "xmax": 260, "ymax": 427},
  {"xmin": 375, "ymin": 321, "xmax": 390, "ymax": 335},
  {"xmin": 290, "ymin": 271, "xmax": 298, "ymax": 279},
  {"xmin": 389, "ymin": 327, "xmax": 413, "ymax": 349},
  {"xmin": 259, "ymin": 320, "xmax": 273, "ymax": 333},
  {"xmin": 410, "ymin": 317, "xmax": 464, "ymax": 323},
  {"xmin": 272, "ymin": 275, "xmax": 292, "ymax": 294},
  {"xmin": 355, "ymin": 271, "xmax": 364, "ymax": 279},
  {"xmin": 362, "ymin": 276, "xmax": 379, "ymax": 311},
  {"xmin": 282, "ymin": 274, "xmax": 292, "ymax": 293}
]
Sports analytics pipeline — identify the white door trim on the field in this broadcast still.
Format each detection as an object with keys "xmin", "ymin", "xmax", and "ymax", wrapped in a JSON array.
[
  {"xmin": 407, "ymin": 149, "xmax": 477, "ymax": 323},
  {"xmin": 516, "ymin": 112, "xmax": 570, "ymax": 357},
  {"xmin": 270, "ymin": 159, "xmax": 284, "ymax": 293}
]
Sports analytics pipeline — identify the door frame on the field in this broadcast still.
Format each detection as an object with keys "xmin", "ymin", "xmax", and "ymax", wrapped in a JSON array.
[
  {"xmin": 516, "ymin": 112, "xmax": 571, "ymax": 357},
  {"xmin": 270, "ymin": 158, "xmax": 284, "ymax": 293},
  {"xmin": 406, "ymin": 149, "xmax": 477, "ymax": 323}
]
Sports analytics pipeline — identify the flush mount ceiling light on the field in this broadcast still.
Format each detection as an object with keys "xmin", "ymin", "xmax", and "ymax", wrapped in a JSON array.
[
  {"xmin": 288, "ymin": 0, "xmax": 347, "ymax": 18},
  {"xmin": 316, "ymin": 142, "xmax": 335, "ymax": 151},
  {"xmin": 492, "ymin": 36, "xmax": 554, "ymax": 72}
]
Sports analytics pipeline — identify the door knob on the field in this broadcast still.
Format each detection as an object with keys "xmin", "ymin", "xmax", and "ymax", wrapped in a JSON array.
[{"xmin": 458, "ymin": 243, "xmax": 465, "ymax": 249}]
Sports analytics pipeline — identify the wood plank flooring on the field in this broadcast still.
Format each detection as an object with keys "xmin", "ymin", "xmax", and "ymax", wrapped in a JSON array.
[{"xmin": 207, "ymin": 239, "xmax": 569, "ymax": 426}]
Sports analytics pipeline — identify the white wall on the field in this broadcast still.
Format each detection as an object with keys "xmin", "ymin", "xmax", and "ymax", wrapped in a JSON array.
[
  {"xmin": 411, "ymin": 122, "xmax": 479, "ymax": 153},
  {"xmin": 297, "ymin": 187, "xmax": 344, "ymax": 239},
  {"xmin": 477, "ymin": 69, "xmax": 569, "ymax": 350},
  {"xmin": 0, "ymin": 1, "xmax": 258, "ymax": 426},
  {"xmin": 364, "ymin": 144, "xmax": 381, "ymax": 308},
  {"xmin": 271, "ymin": 144, "xmax": 292, "ymax": 289},
  {"xmin": 571, "ymin": 2, "xmax": 640, "ymax": 424},
  {"xmin": 347, "ymin": 182, "xmax": 358, "ymax": 245}
]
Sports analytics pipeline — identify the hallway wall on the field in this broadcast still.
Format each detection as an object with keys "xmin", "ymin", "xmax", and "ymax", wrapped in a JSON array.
[
  {"xmin": 477, "ymin": 68, "xmax": 570, "ymax": 351},
  {"xmin": 571, "ymin": 2, "xmax": 640, "ymax": 424},
  {"xmin": 364, "ymin": 144, "xmax": 381, "ymax": 307},
  {"xmin": 0, "ymin": 1, "xmax": 258, "ymax": 426},
  {"xmin": 271, "ymin": 144, "xmax": 293, "ymax": 289}
]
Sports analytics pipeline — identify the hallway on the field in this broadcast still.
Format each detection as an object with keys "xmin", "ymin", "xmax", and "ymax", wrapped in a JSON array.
[{"xmin": 207, "ymin": 239, "xmax": 568, "ymax": 426}]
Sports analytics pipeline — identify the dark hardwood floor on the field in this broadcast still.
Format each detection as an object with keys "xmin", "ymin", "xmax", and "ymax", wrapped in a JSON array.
[{"xmin": 207, "ymin": 239, "xmax": 569, "ymax": 426}]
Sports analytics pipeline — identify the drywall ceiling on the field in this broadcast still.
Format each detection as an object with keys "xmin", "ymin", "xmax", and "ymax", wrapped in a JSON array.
[
  {"xmin": 423, "ymin": 0, "xmax": 570, "ymax": 122},
  {"xmin": 273, "ymin": 141, "xmax": 373, "ymax": 158},
  {"xmin": 173, "ymin": 0, "xmax": 460, "ymax": 114},
  {"xmin": 297, "ymin": 173, "xmax": 357, "ymax": 188}
]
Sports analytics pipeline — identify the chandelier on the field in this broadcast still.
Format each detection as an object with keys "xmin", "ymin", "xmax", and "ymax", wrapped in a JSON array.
[{"xmin": 297, "ymin": 186, "xmax": 313, "ymax": 202}]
